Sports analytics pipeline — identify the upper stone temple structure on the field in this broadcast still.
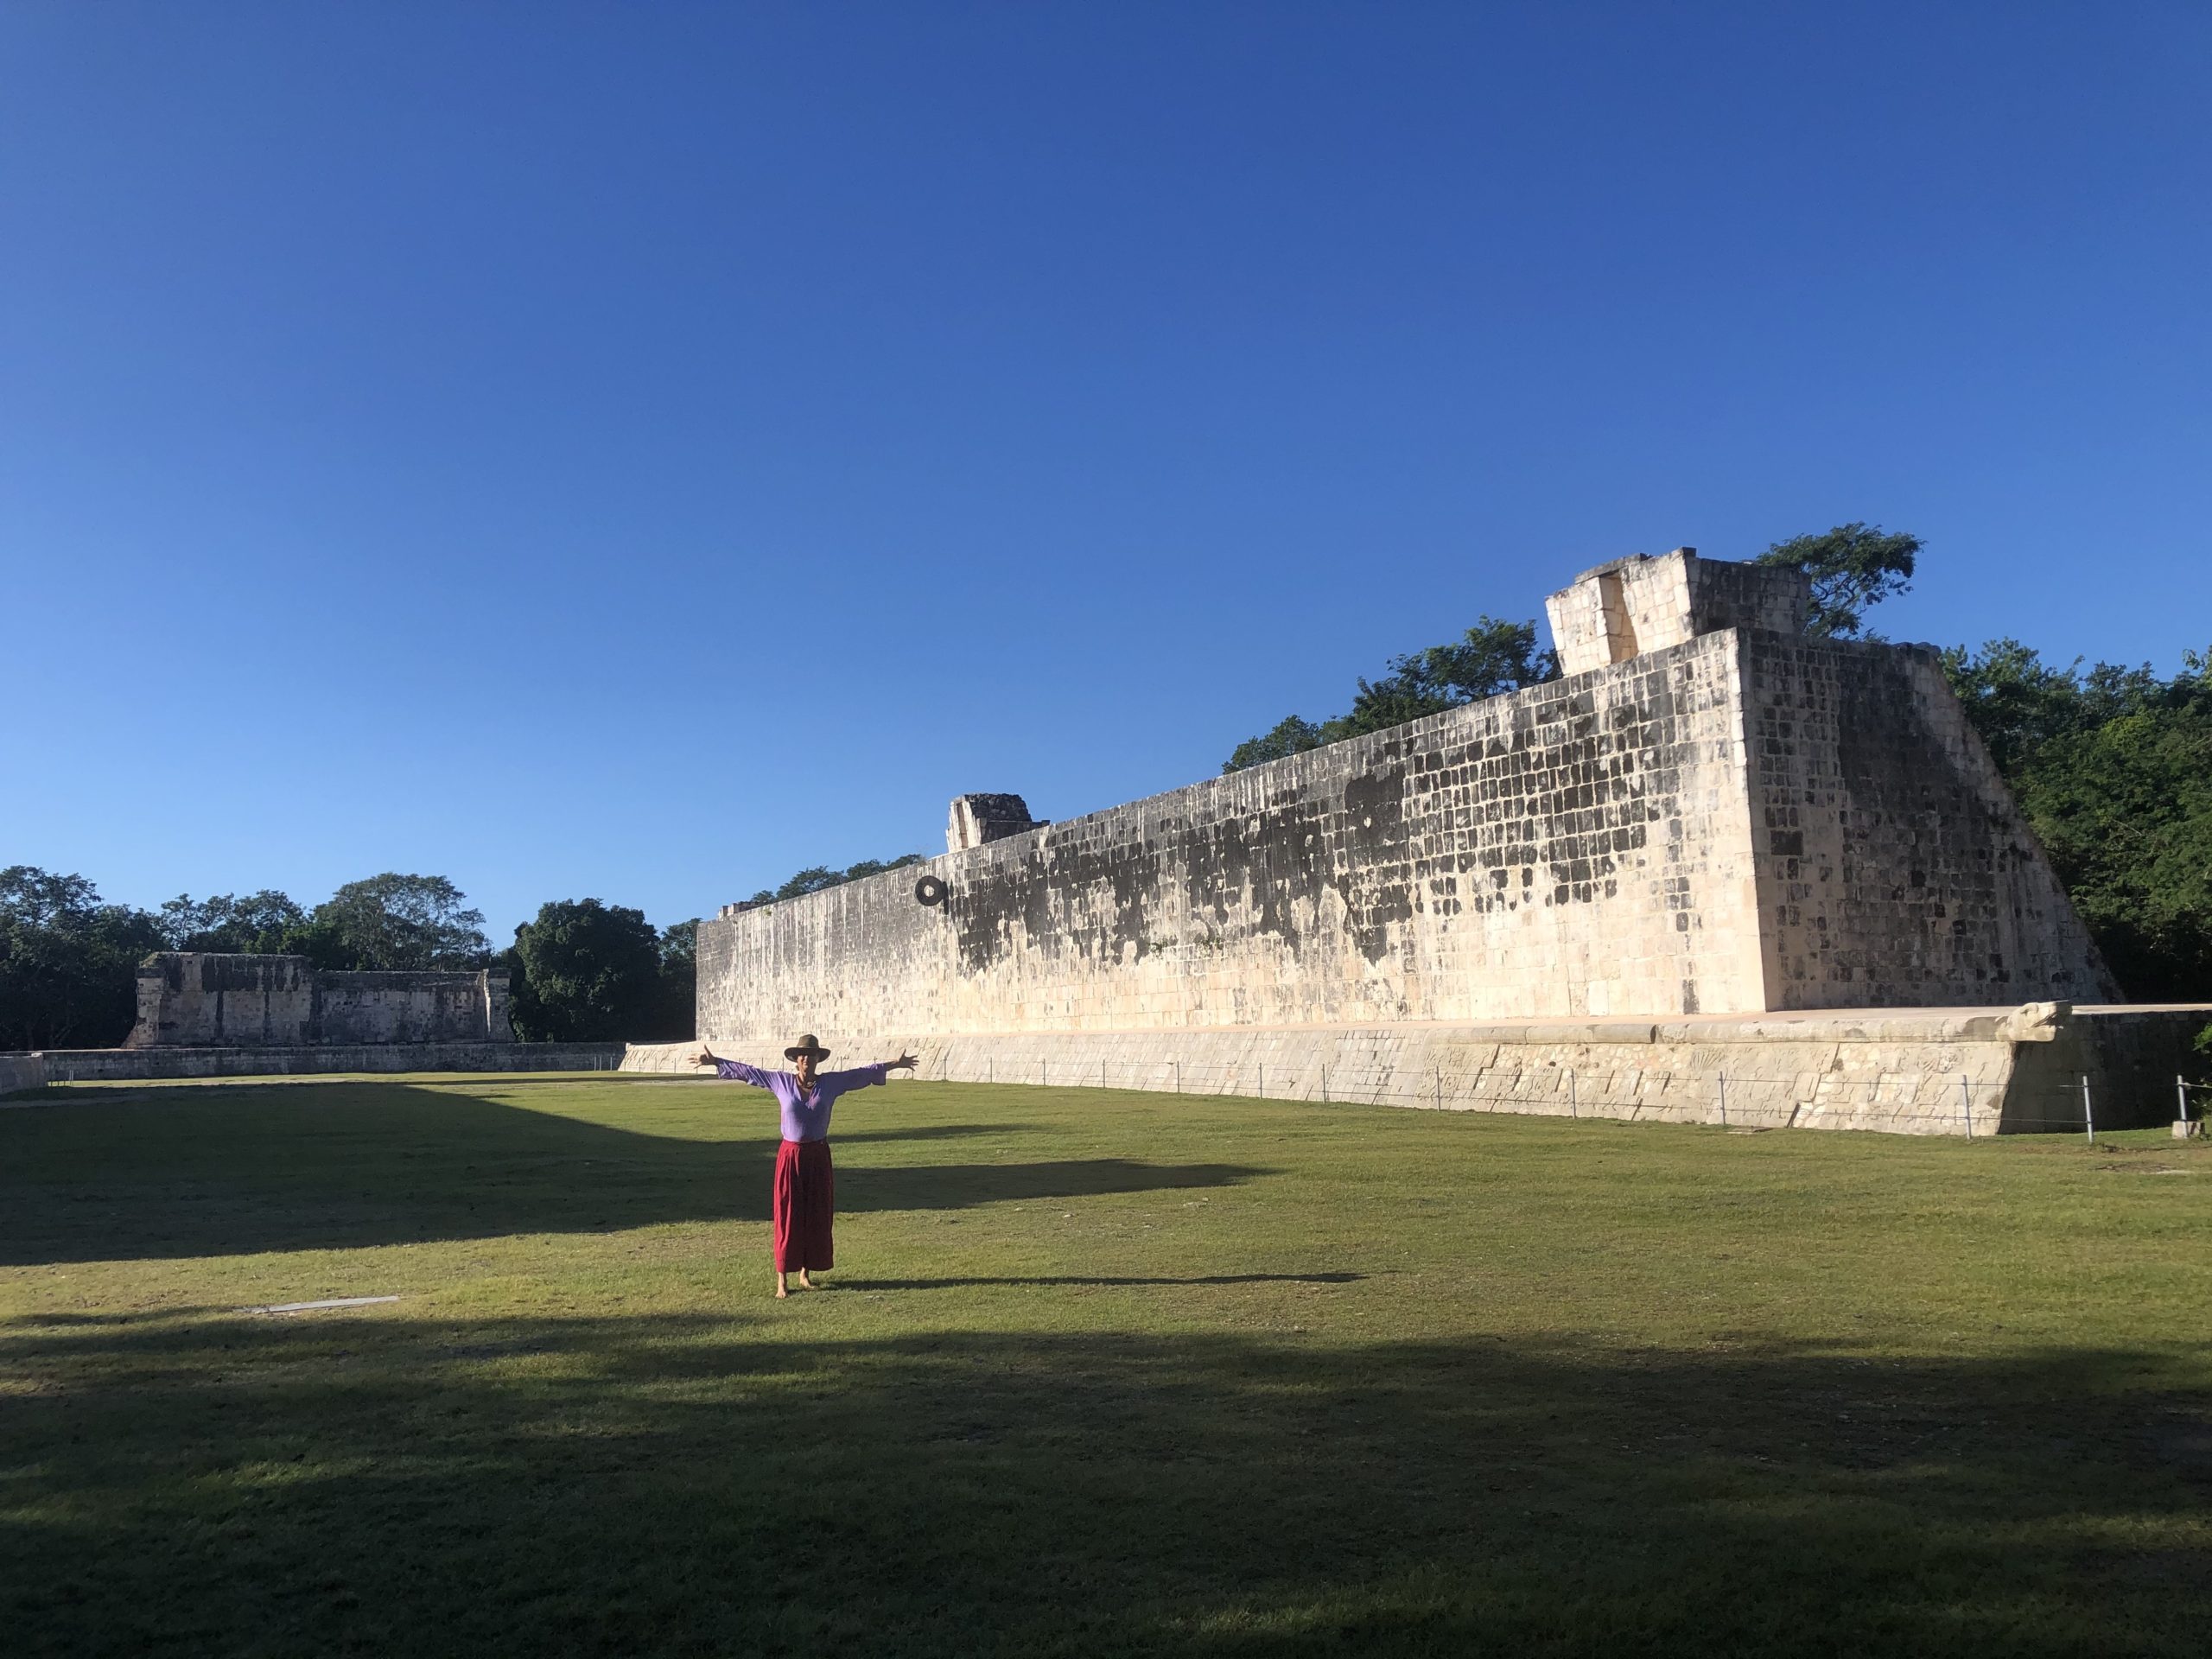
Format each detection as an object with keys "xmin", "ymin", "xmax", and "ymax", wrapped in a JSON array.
[
  {"xmin": 947, "ymin": 793, "xmax": 1046, "ymax": 853},
  {"xmin": 696, "ymin": 548, "xmax": 2116, "ymax": 1046},
  {"xmin": 1544, "ymin": 547, "xmax": 1812, "ymax": 674}
]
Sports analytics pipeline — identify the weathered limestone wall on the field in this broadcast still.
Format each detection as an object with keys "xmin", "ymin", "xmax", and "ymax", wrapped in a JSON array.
[
  {"xmin": 702, "ymin": 627, "xmax": 1772, "ymax": 1039},
  {"xmin": 315, "ymin": 972, "xmax": 504, "ymax": 1045},
  {"xmin": 699, "ymin": 632, "xmax": 2109, "ymax": 1041},
  {"xmin": 1738, "ymin": 636, "xmax": 2117, "ymax": 1009},
  {"xmin": 131, "ymin": 954, "xmax": 318, "ymax": 1046},
  {"xmin": 128, "ymin": 954, "xmax": 514, "ymax": 1047},
  {"xmin": 693, "ymin": 550, "xmax": 2122, "ymax": 1133},
  {"xmin": 0, "ymin": 1052, "xmax": 45, "ymax": 1096}
]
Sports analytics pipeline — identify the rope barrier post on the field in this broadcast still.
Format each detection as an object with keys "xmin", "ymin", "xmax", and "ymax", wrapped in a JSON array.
[
  {"xmin": 1718, "ymin": 1072, "xmax": 1727, "ymax": 1128},
  {"xmin": 1568, "ymin": 1070, "xmax": 1577, "ymax": 1119},
  {"xmin": 1435, "ymin": 1067, "xmax": 1442, "ymax": 1110},
  {"xmin": 2082, "ymin": 1073, "xmax": 2094, "ymax": 1143},
  {"xmin": 1174, "ymin": 1060, "xmax": 1180, "ymax": 1094},
  {"xmin": 1960, "ymin": 1073, "xmax": 1972, "ymax": 1138},
  {"xmin": 2180, "ymin": 1073, "xmax": 2191, "ymax": 1126},
  {"xmin": 1321, "ymin": 1065, "xmax": 1329, "ymax": 1103},
  {"xmin": 1257, "ymin": 1062, "xmax": 1263, "ymax": 1098}
]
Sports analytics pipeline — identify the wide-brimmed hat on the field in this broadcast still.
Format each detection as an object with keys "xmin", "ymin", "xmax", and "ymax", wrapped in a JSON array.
[{"xmin": 784, "ymin": 1033, "xmax": 831, "ymax": 1061}]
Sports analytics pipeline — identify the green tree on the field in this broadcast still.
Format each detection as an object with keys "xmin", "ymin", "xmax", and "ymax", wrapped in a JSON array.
[
  {"xmin": 836, "ymin": 855, "xmax": 925, "ymax": 883},
  {"xmin": 1224, "ymin": 617, "xmax": 1559, "ymax": 773},
  {"xmin": 774, "ymin": 866, "xmax": 842, "ymax": 900},
  {"xmin": 508, "ymin": 899, "xmax": 664, "ymax": 1042},
  {"xmin": 646, "ymin": 918, "xmax": 700, "ymax": 1042},
  {"xmin": 1934, "ymin": 637, "xmax": 2086, "ymax": 773},
  {"xmin": 156, "ymin": 889, "xmax": 308, "ymax": 954},
  {"xmin": 1942, "ymin": 641, "xmax": 2212, "ymax": 1000},
  {"xmin": 1344, "ymin": 617, "xmax": 1560, "ymax": 734},
  {"xmin": 0, "ymin": 868, "xmax": 165, "ymax": 1049},
  {"xmin": 1223, "ymin": 716, "xmax": 1331, "ymax": 773},
  {"xmin": 1755, "ymin": 522, "xmax": 1921, "ymax": 639},
  {"xmin": 308, "ymin": 874, "xmax": 490, "ymax": 970},
  {"xmin": 742, "ymin": 854, "xmax": 925, "ymax": 909}
]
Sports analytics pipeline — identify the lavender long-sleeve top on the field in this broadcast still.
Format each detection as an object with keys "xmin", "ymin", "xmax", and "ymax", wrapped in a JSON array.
[{"xmin": 713, "ymin": 1058, "xmax": 889, "ymax": 1142}]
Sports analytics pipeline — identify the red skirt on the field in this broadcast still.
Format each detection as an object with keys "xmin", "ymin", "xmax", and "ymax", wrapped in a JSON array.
[{"xmin": 772, "ymin": 1138, "xmax": 835, "ymax": 1272}]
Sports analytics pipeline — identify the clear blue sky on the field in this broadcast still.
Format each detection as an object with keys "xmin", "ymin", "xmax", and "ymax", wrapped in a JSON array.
[{"xmin": 4, "ymin": 3, "xmax": 2207, "ymax": 942}]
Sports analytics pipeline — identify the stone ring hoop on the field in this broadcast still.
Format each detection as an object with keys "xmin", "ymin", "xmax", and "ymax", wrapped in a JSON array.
[{"xmin": 914, "ymin": 875, "xmax": 949, "ymax": 908}]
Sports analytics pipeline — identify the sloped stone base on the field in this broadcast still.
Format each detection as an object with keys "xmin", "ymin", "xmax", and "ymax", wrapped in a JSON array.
[
  {"xmin": 34, "ymin": 1042, "xmax": 626, "ymax": 1083},
  {"xmin": 627, "ymin": 1003, "xmax": 2210, "ymax": 1136}
]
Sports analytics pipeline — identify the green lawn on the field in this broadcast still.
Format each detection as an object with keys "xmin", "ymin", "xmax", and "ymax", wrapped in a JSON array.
[{"xmin": 3, "ymin": 1075, "xmax": 2209, "ymax": 1656}]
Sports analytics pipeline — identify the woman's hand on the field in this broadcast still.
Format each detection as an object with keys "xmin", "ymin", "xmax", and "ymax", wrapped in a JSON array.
[
  {"xmin": 888, "ymin": 1052, "xmax": 918, "ymax": 1071},
  {"xmin": 695, "ymin": 1046, "xmax": 716, "ymax": 1068}
]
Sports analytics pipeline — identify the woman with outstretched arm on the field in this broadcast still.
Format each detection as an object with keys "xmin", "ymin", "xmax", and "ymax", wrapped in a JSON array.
[{"xmin": 693, "ymin": 1033, "xmax": 918, "ymax": 1298}]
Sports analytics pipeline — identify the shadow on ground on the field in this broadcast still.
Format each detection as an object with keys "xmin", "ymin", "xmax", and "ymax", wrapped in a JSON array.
[
  {"xmin": 3, "ymin": 1311, "xmax": 2207, "ymax": 1656},
  {"xmin": 0, "ymin": 1085, "xmax": 1262, "ymax": 1263},
  {"xmin": 836, "ymin": 1272, "xmax": 1365, "ymax": 1290}
]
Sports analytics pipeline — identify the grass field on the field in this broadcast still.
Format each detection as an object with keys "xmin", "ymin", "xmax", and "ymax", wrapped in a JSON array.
[{"xmin": 4, "ymin": 1074, "xmax": 2209, "ymax": 1656}]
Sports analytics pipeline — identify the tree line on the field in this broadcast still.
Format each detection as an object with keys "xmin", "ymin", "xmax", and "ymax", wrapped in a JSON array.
[
  {"xmin": 1940, "ymin": 639, "xmax": 2210, "ymax": 1001},
  {"xmin": 741, "ymin": 855, "xmax": 925, "ymax": 907},
  {"xmin": 0, "ymin": 851, "xmax": 937, "ymax": 1052},
  {"xmin": 0, "ymin": 871, "xmax": 691, "ymax": 1051}
]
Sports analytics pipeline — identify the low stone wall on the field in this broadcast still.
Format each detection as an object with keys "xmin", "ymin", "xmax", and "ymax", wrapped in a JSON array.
[
  {"xmin": 630, "ymin": 1003, "xmax": 2210, "ymax": 1136},
  {"xmin": 35, "ymin": 1042, "xmax": 624, "ymax": 1083},
  {"xmin": 0, "ymin": 1052, "xmax": 46, "ymax": 1096},
  {"xmin": 2019, "ymin": 1005, "xmax": 2211, "ymax": 1133}
]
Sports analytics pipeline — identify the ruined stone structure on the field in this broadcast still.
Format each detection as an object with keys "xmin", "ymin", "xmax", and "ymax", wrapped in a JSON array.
[
  {"xmin": 127, "ymin": 953, "xmax": 513, "ymax": 1048},
  {"xmin": 948, "ymin": 793, "xmax": 1046, "ymax": 852},
  {"xmin": 1546, "ymin": 549, "xmax": 1812, "ymax": 674},
  {"xmin": 661, "ymin": 550, "xmax": 2201, "ymax": 1133}
]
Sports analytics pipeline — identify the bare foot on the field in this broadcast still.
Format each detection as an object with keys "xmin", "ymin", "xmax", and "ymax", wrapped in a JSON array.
[{"xmin": 796, "ymin": 1271, "xmax": 817, "ymax": 1291}]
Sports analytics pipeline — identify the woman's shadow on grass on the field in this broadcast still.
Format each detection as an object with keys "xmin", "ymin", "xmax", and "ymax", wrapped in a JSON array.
[{"xmin": 0, "ymin": 1084, "xmax": 1270, "ymax": 1265}]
